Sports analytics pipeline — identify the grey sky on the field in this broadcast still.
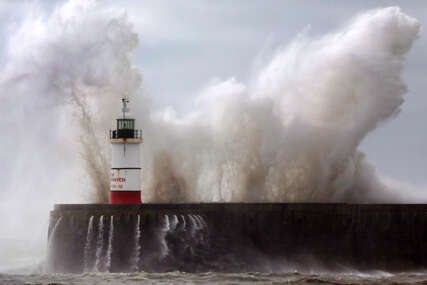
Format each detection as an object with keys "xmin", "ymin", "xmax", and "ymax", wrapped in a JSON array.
[{"xmin": 1, "ymin": 0, "xmax": 426, "ymax": 190}]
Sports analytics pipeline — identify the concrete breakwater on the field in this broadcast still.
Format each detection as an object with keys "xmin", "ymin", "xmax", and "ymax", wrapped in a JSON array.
[{"xmin": 47, "ymin": 203, "xmax": 427, "ymax": 273}]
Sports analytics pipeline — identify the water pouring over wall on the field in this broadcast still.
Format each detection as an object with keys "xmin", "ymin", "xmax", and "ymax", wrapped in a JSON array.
[
  {"xmin": 106, "ymin": 216, "xmax": 114, "ymax": 272},
  {"xmin": 45, "ymin": 216, "xmax": 63, "ymax": 273},
  {"xmin": 131, "ymin": 215, "xmax": 141, "ymax": 271},
  {"xmin": 94, "ymin": 215, "xmax": 105, "ymax": 272},
  {"xmin": 83, "ymin": 216, "xmax": 94, "ymax": 272}
]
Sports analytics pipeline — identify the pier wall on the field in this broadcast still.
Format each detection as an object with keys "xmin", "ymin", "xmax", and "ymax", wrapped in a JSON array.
[{"xmin": 47, "ymin": 203, "xmax": 427, "ymax": 273}]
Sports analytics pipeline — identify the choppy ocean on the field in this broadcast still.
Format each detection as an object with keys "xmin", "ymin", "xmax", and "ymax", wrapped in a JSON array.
[
  {"xmin": 2, "ymin": 271, "xmax": 427, "ymax": 285},
  {"xmin": 2, "ymin": 238, "xmax": 427, "ymax": 284}
]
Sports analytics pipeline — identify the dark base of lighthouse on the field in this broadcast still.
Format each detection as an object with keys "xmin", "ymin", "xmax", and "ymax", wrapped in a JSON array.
[{"xmin": 47, "ymin": 203, "xmax": 427, "ymax": 273}]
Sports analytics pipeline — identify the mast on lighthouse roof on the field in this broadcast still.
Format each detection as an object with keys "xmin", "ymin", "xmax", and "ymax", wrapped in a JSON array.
[
  {"xmin": 121, "ymin": 97, "xmax": 129, "ymax": 118},
  {"xmin": 109, "ymin": 97, "xmax": 143, "ymax": 204}
]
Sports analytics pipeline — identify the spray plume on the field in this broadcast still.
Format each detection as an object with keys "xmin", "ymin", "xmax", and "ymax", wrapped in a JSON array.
[
  {"xmin": 142, "ymin": 7, "xmax": 421, "ymax": 202},
  {"xmin": 0, "ymin": 1, "xmax": 141, "ymax": 268}
]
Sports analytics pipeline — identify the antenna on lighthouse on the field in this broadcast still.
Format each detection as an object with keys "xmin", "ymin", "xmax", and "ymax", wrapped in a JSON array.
[{"xmin": 121, "ymin": 97, "xmax": 130, "ymax": 118}]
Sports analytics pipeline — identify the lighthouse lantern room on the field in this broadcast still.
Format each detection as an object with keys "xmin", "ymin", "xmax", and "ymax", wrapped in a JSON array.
[{"xmin": 109, "ymin": 97, "xmax": 143, "ymax": 204}]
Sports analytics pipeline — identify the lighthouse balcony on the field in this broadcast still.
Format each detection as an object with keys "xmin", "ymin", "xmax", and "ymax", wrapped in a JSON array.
[{"xmin": 110, "ymin": 129, "xmax": 143, "ymax": 143}]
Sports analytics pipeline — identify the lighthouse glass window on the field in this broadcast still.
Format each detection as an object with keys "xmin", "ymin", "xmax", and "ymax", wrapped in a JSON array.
[{"xmin": 117, "ymin": 119, "xmax": 134, "ymax": 130}]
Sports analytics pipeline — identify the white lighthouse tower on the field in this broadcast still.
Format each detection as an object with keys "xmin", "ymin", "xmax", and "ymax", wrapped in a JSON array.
[{"xmin": 109, "ymin": 98, "xmax": 143, "ymax": 204}]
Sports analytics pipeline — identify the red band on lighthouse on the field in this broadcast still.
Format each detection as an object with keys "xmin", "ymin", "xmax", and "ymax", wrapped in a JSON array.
[{"xmin": 110, "ymin": 191, "xmax": 141, "ymax": 204}]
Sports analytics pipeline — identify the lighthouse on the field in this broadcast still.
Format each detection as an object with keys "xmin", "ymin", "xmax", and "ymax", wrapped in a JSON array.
[{"xmin": 109, "ymin": 98, "xmax": 143, "ymax": 204}]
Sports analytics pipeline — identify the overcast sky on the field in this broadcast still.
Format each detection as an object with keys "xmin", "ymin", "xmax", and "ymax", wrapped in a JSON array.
[{"xmin": 1, "ymin": 0, "xmax": 426, "ymax": 190}]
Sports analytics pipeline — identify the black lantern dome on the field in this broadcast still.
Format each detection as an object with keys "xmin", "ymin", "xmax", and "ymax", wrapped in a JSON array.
[{"xmin": 110, "ymin": 98, "xmax": 142, "ymax": 140}]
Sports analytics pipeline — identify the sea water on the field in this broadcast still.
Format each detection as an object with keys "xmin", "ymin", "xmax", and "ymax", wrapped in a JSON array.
[{"xmin": 1, "ymin": 271, "xmax": 427, "ymax": 285}]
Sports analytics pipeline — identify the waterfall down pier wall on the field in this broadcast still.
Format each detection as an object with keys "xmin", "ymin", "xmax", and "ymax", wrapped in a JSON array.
[{"xmin": 47, "ymin": 203, "xmax": 427, "ymax": 273}]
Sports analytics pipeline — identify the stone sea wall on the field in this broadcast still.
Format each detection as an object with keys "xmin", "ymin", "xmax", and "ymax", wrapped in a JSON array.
[{"xmin": 47, "ymin": 203, "xmax": 427, "ymax": 273}]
